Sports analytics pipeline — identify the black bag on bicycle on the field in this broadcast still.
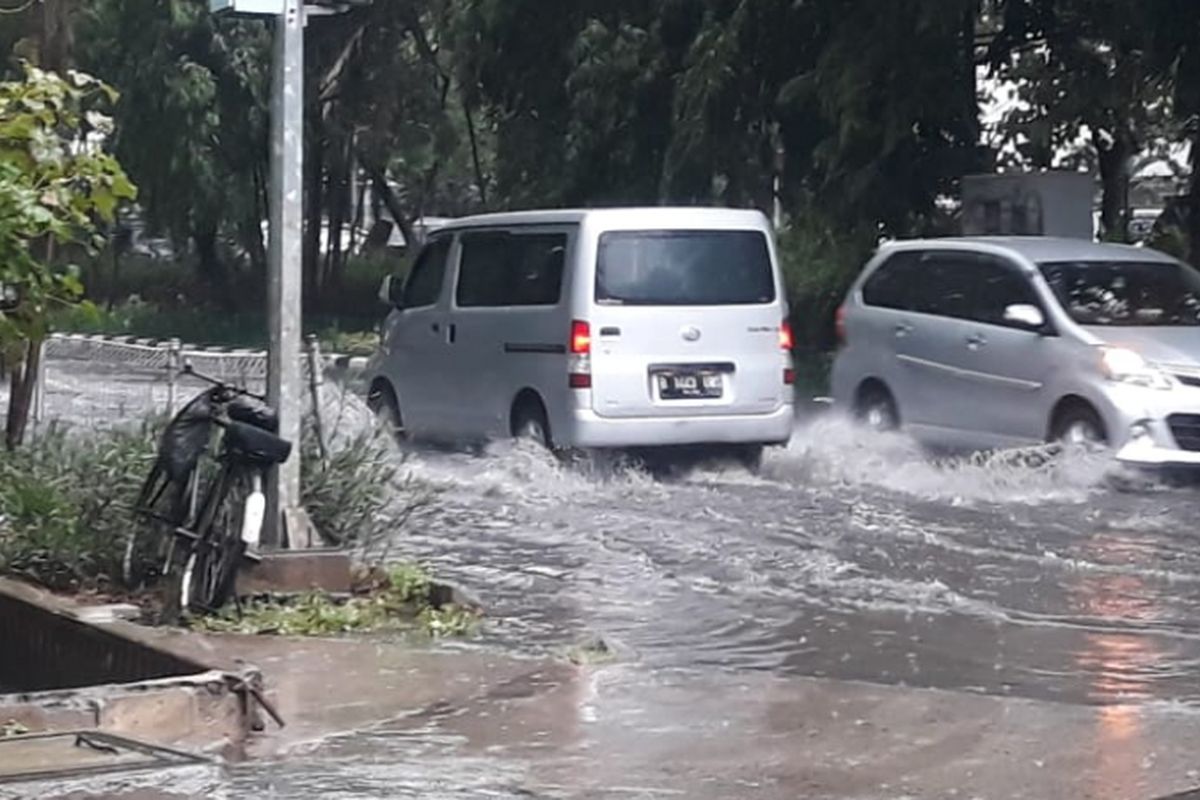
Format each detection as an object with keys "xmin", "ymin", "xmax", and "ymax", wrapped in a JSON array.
[{"xmin": 159, "ymin": 390, "xmax": 219, "ymax": 483}]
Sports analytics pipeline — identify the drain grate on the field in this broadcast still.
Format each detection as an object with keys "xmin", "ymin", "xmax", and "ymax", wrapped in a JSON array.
[{"xmin": 0, "ymin": 730, "xmax": 208, "ymax": 784}]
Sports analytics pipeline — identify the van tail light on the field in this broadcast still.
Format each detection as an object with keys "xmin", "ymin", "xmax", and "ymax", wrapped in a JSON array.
[
  {"xmin": 569, "ymin": 320, "xmax": 592, "ymax": 388},
  {"xmin": 784, "ymin": 367, "xmax": 796, "ymax": 386},
  {"xmin": 835, "ymin": 305, "xmax": 847, "ymax": 345},
  {"xmin": 570, "ymin": 320, "xmax": 591, "ymax": 355},
  {"xmin": 779, "ymin": 319, "xmax": 794, "ymax": 351}
]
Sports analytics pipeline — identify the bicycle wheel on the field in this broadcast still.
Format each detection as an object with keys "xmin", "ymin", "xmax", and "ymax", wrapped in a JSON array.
[
  {"xmin": 179, "ymin": 465, "xmax": 251, "ymax": 614},
  {"xmin": 125, "ymin": 460, "xmax": 199, "ymax": 588}
]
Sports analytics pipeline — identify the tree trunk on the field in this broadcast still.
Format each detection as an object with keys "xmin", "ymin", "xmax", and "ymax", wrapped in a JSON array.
[
  {"xmin": 364, "ymin": 162, "xmax": 415, "ymax": 248},
  {"xmin": 304, "ymin": 124, "xmax": 325, "ymax": 303},
  {"xmin": 1095, "ymin": 127, "xmax": 1131, "ymax": 242},
  {"xmin": 5, "ymin": 339, "xmax": 41, "ymax": 450},
  {"xmin": 463, "ymin": 95, "xmax": 488, "ymax": 208},
  {"xmin": 39, "ymin": 0, "xmax": 72, "ymax": 72},
  {"xmin": 1188, "ymin": 130, "xmax": 1200, "ymax": 267},
  {"xmin": 193, "ymin": 222, "xmax": 231, "ymax": 309}
]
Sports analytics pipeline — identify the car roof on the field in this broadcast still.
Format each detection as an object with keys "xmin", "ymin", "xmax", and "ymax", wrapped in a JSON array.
[
  {"xmin": 435, "ymin": 206, "xmax": 769, "ymax": 232},
  {"xmin": 880, "ymin": 236, "xmax": 1179, "ymax": 264}
]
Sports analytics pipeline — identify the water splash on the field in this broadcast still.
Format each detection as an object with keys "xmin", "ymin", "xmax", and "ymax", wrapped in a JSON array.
[{"xmin": 765, "ymin": 415, "xmax": 1122, "ymax": 506}]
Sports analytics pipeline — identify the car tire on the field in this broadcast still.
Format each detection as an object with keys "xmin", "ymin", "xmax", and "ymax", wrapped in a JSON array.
[
  {"xmin": 1052, "ymin": 404, "xmax": 1108, "ymax": 447},
  {"xmin": 733, "ymin": 444, "xmax": 764, "ymax": 474},
  {"xmin": 368, "ymin": 384, "xmax": 405, "ymax": 441},
  {"xmin": 513, "ymin": 403, "xmax": 552, "ymax": 451},
  {"xmin": 856, "ymin": 385, "xmax": 899, "ymax": 432}
]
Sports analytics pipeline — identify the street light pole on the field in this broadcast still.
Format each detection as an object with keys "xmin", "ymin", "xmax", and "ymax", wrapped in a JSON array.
[{"xmin": 265, "ymin": 0, "xmax": 305, "ymax": 547}]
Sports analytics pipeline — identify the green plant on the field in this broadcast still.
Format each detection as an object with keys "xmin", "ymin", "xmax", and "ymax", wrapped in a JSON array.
[
  {"xmin": 777, "ymin": 214, "xmax": 876, "ymax": 354},
  {"xmin": 0, "ymin": 64, "xmax": 137, "ymax": 448},
  {"xmin": 196, "ymin": 561, "xmax": 478, "ymax": 638},
  {"xmin": 387, "ymin": 561, "xmax": 431, "ymax": 604},
  {"xmin": 0, "ymin": 422, "xmax": 157, "ymax": 590},
  {"xmin": 301, "ymin": 418, "xmax": 429, "ymax": 548}
]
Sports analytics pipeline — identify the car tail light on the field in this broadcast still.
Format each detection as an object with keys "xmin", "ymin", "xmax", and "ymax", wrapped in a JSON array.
[
  {"xmin": 570, "ymin": 320, "xmax": 591, "ymax": 355},
  {"xmin": 835, "ymin": 305, "xmax": 847, "ymax": 345},
  {"xmin": 569, "ymin": 320, "xmax": 591, "ymax": 388},
  {"xmin": 779, "ymin": 320, "xmax": 794, "ymax": 351}
]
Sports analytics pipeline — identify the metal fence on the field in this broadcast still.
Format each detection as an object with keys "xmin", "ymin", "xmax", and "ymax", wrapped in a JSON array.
[{"xmin": 15, "ymin": 334, "xmax": 366, "ymax": 430}]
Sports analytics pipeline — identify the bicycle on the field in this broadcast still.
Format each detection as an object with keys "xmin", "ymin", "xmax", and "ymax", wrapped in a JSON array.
[{"xmin": 130, "ymin": 364, "xmax": 292, "ymax": 615}]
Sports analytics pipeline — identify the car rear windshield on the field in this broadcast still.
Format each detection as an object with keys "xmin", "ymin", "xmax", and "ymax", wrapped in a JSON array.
[
  {"xmin": 595, "ymin": 230, "xmax": 775, "ymax": 306},
  {"xmin": 1038, "ymin": 259, "xmax": 1200, "ymax": 326}
]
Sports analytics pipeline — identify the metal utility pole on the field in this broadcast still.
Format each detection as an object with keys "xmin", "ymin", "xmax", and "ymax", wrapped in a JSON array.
[{"xmin": 265, "ymin": 0, "xmax": 305, "ymax": 547}]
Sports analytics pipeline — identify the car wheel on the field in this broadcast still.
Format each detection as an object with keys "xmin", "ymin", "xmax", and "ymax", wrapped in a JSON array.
[
  {"xmin": 368, "ymin": 384, "xmax": 404, "ymax": 440},
  {"xmin": 513, "ymin": 403, "xmax": 552, "ymax": 450},
  {"xmin": 1052, "ymin": 404, "xmax": 1108, "ymax": 447},
  {"xmin": 856, "ymin": 385, "xmax": 899, "ymax": 432},
  {"xmin": 733, "ymin": 444, "xmax": 764, "ymax": 474}
]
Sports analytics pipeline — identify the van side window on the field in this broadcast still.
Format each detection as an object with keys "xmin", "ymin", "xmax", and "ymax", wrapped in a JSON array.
[
  {"xmin": 458, "ymin": 232, "xmax": 568, "ymax": 307},
  {"xmin": 457, "ymin": 233, "xmax": 510, "ymax": 307},
  {"xmin": 403, "ymin": 238, "xmax": 451, "ymax": 309},
  {"xmin": 509, "ymin": 234, "xmax": 567, "ymax": 306},
  {"xmin": 861, "ymin": 252, "xmax": 920, "ymax": 310}
]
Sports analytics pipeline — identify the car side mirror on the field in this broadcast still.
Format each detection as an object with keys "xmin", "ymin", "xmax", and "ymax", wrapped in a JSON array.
[
  {"xmin": 379, "ymin": 275, "xmax": 404, "ymax": 309},
  {"xmin": 1003, "ymin": 303, "xmax": 1046, "ymax": 331}
]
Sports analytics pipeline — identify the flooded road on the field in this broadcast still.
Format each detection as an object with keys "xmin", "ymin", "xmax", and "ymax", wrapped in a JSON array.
[
  {"xmin": 20, "ymin": 362, "xmax": 1200, "ymax": 798},
  {"xmin": 396, "ymin": 418, "xmax": 1200, "ymax": 710}
]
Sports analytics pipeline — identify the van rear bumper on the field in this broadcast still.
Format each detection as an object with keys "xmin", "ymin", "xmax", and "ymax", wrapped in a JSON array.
[{"xmin": 563, "ymin": 405, "xmax": 794, "ymax": 448}]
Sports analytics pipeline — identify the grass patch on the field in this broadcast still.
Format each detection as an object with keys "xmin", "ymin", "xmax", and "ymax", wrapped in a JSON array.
[{"xmin": 195, "ymin": 563, "xmax": 478, "ymax": 638}]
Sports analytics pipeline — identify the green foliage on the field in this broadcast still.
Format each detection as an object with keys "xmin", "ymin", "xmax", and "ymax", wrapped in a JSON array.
[
  {"xmin": 0, "ymin": 423, "xmax": 157, "ymax": 590},
  {"xmin": 77, "ymin": 0, "xmax": 271, "ymax": 283},
  {"xmin": 301, "ymin": 421, "xmax": 429, "ymax": 548},
  {"xmin": 0, "ymin": 64, "xmax": 135, "ymax": 349},
  {"xmin": 196, "ymin": 562, "xmax": 478, "ymax": 638},
  {"xmin": 777, "ymin": 213, "xmax": 876, "ymax": 352},
  {"xmin": 52, "ymin": 298, "xmax": 378, "ymax": 353}
]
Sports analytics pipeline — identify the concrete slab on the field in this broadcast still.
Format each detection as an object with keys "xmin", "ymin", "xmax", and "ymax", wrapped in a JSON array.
[
  {"xmin": 238, "ymin": 548, "xmax": 352, "ymax": 596},
  {"xmin": 0, "ymin": 579, "xmax": 262, "ymax": 751}
]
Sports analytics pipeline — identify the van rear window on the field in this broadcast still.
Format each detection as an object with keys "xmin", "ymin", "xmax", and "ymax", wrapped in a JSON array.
[{"xmin": 596, "ymin": 230, "xmax": 775, "ymax": 306}]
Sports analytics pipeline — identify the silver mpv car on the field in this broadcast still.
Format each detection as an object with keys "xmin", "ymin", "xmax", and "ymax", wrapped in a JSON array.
[{"xmin": 831, "ymin": 237, "xmax": 1200, "ymax": 466}]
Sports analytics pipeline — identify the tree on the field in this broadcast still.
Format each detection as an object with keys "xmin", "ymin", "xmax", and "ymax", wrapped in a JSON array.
[
  {"xmin": 985, "ymin": 0, "xmax": 1180, "ymax": 242},
  {"xmin": 0, "ymin": 64, "xmax": 136, "ymax": 447},
  {"xmin": 76, "ymin": 0, "xmax": 271, "ymax": 305}
]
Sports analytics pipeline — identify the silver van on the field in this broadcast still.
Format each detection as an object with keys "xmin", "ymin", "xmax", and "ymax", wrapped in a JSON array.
[
  {"xmin": 365, "ymin": 208, "xmax": 795, "ymax": 462},
  {"xmin": 831, "ymin": 237, "xmax": 1200, "ymax": 466}
]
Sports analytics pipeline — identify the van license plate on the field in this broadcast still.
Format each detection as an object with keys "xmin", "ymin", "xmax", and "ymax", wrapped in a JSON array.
[{"xmin": 656, "ymin": 371, "xmax": 723, "ymax": 400}]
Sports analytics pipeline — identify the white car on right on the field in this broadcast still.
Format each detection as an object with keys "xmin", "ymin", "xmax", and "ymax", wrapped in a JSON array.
[{"xmin": 831, "ymin": 236, "xmax": 1200, "ymax": 466}]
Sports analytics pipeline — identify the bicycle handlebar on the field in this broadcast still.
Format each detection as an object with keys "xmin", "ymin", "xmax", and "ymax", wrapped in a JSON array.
[{"xmin": 180, "ymin": 361, "xmax": 269, "ymax": 402}]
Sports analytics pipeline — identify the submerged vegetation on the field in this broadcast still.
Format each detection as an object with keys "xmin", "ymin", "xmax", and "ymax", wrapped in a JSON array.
[{"xmin": 195, "ymin": 563, "xmax": 479, "ymax": 638}]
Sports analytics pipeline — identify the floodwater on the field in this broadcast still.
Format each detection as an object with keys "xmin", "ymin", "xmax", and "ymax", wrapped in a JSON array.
[{"xmin": 18, "ymin": 362, "xmax": 1200, "ymax": 798}]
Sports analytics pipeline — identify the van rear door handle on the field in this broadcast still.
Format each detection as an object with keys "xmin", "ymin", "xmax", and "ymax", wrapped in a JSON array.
[
  {"xmin": 894, "ymin": 323, "xmax": 913, "ymax": 337},
  {"xmin": 966, "ymin": 333, "xmax": 987, "ymax": 349}
]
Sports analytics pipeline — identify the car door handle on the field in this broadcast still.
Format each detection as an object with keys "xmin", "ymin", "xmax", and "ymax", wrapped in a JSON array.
[
  {"xmin": 894, "ymin": 323, "xmax": 913, "ymax": 337},
  {"xmin": 966, "ymin": 333, "xmax": 987, "ymax": 349}
]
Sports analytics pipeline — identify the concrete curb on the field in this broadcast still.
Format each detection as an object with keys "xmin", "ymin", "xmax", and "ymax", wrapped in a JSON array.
[{"xmin": 0, "ymin": 578, "xmax": 264, "ymax": 751}]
